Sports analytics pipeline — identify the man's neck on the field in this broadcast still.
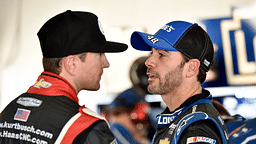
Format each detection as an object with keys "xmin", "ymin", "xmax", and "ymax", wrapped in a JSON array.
[{"xmin": 161, "ymin": 83, "xmax": 202, "ymax": 112}]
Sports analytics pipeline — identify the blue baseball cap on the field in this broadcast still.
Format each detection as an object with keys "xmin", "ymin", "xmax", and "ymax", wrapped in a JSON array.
[
  {"xmin": 130, "ymin": 21, "xmax": 214, "ymax": 72},
  {"xmin": 108, "ymin": 88, "xmax": 145, "ymax": 109}
]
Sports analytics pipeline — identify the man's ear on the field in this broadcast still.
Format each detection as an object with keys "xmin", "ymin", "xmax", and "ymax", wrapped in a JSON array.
[
  {"xmin": 63, "ymin": 55, "xmax": 76, "ymax": 76},
  {"xmin": 186, "ymin": 59, "xmax": 200, "ymax": 78}
]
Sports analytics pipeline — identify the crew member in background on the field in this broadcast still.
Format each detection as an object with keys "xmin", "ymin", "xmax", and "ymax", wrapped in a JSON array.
[
  {"xmin": 103, "ymin": 56, "xmax": 155, "ymax": 144},
  {"xmin": 0, "ymin": 10, "xmax": 127, "ymax": 144},
  {"xmin": 106, "ymin": 89, "xmax": 151, "ymax": 144}
]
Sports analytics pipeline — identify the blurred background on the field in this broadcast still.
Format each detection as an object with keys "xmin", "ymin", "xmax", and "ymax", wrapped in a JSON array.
[{"xmin": 1, "ymin": 0, "xmax": 256, "ymax": 120}]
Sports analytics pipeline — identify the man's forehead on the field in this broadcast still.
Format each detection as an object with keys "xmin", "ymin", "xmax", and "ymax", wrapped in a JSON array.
[{"xmin": 151, "ymin": 48, "xmax": 177, "ymax": 54}]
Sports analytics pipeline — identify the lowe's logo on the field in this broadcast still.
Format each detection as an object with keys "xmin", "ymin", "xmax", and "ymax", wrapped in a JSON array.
[
  {"xmin": 157, "ymin": 115, "xmax": 175, "ymax": 126},
  {"xmin": 200, "ymin": 3, "xmax": 256, "ymax": 87}
]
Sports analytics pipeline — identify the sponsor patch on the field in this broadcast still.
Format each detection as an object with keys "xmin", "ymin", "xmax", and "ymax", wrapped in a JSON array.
[
  {"xmin": 33, "ymin": 78, "xmax": 52, "ymax": 88},
  {"xmin": 187, "ymin": 136, "xmax": 216, "ymax": 144},
  {"xmin": 17, "ymin": 97, "xmax": 42, "ymax": 107},
  {"xmin": 159, "ymin": 138, "xmax": 170, "ymax": 144},
  {"xmin": 157, "ymin": 108, "xmax": 184, "ymax": 126},
  {"xmin": 168, "ymin": 123, "xmax": 177, "ymax": 135},
  {"xmin": 14, "ymin": 108, "xmax": 31, "ymax": 122}
]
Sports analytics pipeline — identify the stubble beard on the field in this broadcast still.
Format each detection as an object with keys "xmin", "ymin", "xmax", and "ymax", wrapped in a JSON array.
[{"xmin": 147, "ymin": 63, "xmax": 184, "ymax": 95}]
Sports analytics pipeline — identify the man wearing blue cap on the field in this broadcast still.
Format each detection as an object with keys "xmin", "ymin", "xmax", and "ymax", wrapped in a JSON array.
[
  {"xmin": 0, "ymin": 10, "xmax": 127, "ymax": 144},
  {"xmin": 107, "ymin": 89, "xmax": 151, "ymax": 144},
  {"xmin": 130, "ymin": 21, "xmax": 230, "ymax": 144}
]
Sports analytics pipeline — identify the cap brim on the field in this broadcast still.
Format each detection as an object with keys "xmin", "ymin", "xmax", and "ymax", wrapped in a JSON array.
[
  {"xmin": 130, "ymin": 31, "xmax": 178, "ymax": 51},
  {"xmin": 91, "ymin": 41, "xmax": 128, "ymax": 53}
]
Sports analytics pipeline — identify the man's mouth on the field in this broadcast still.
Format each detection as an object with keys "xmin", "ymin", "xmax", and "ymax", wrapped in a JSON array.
[{"xmin": 147, "ymin": 72, "xmax": 158, "ymax": 81}]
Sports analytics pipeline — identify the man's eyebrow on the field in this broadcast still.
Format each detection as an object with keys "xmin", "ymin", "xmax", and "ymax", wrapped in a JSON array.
[{"xmin": 161, "ymin": 50, "xmax": 169, "ymax": 54}]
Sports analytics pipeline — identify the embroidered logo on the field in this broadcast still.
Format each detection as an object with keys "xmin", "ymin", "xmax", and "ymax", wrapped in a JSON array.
[
  {"xmin": 192, "ymin": 105, "xmax": 198, "ymax": 113},
  {"xmin": 147, "ymin": 36, "xmax": 159, "ymax": 44},
  {"xmin": 157, "ymin": 108, "xmax": 184, "ymax": 126},
  {"xmin": 161, "ymin": 24, "xmax": 175, "ymax": 32},
  {"xmin": 17, "ymin": 97, "xmax": 42, "ymax": 107},
  {"xmin": 187, "ymin": 136, "xmax": 216, "ymax": 144},
  {"xmin": 33, "ymin": 78, "xmax": 52, "ymax": 88},
  {"xmin": 157, "ymin": 115, "xmax": 175, "ymax": 125},
  {"xmin": 159, "ymin": 138, "xmax": 170, "ymax": 144},
  {"xmin": 98, "ymin": 19, "xmax": 105, "ymax": 35},
  {"xmin": 168, "ymin": 123, "xmax": 177, "ymax": 135},
  {"xmin": 14, "ymin": 108, "xmax": 31, "ymax": 122},
  {"xmin": 203, "ymin": 59, "xmax": 210, "ymax": 67}
]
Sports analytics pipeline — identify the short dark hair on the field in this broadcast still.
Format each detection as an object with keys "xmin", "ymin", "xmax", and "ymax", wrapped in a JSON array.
[
  {"xmin": 42, "ymin": 52, "xmax": 87, "ymax": 75},
  {"xmin": 181, "ymin": 54, "xmax": 207, "ymax": 84},
  {"xmin": 43, "ymin": 57, "xmax": 63, "ymax": 75}
]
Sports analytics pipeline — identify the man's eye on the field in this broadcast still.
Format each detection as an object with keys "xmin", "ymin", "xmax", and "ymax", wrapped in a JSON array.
[{"xmin": 159, "ymin": 53, "xmax": 165, "ymax": 57}]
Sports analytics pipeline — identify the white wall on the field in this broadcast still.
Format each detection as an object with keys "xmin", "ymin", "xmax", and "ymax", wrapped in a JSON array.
[{"xmin": 0, "ymin": 0, "xmax": 254, "ymax": 112}]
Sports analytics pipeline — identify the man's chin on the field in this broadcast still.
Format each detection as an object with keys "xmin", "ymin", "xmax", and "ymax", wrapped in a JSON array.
[
  {"xmin": 91, "ymin": 86, "xmax": 100, "ymax": 91},
  {"xmin": 84, "ymin": 85, "xmax": 100, "ymax": 91},
  {"xmin": 147, "ymin": 86, "xmax": 158, "ymax": 94}
]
